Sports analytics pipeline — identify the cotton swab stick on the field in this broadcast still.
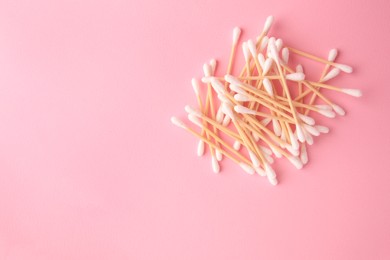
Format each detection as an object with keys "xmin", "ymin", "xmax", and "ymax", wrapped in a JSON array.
[
  {"xmin": 234, "ymin": 105, "xmax": 294, "ymax": 124},
  {"xmin": 171, "ymin": 117, "xmax": 255, "ymax": 174},
  {"xmin": 203, "ymin": 64, "xmax": 225, "ymax": 161},
  {"xmin": 263, "ymin": 78, "xmax": 282, "ymax": 136},
  {"xmin": 256, "ymin": 15, "xmax": 274, "ymax": 47},
  {"xmin": 191, "ymin": 78, "xmax": 206, "ymax": 156},
  {"xmin": 221, "ymin": 104, "xmax": 265, "ymax": 168},
  {"xmin": 226, "ymin": 75, "xmax": 297, "ymax": 118},
  {"xmin": 281, "ymin": 64, "xmax": 347, "ymax": 116},
  {"xmin": 287, "ymin": 46, "xmax": 353, "ymax": 73},
  {"xmin": 240, "ymin": 112, "xmax": 293, "ymax": 149},
  {"xmin": 304, "ymin": 49, "xmax": 338, "ymax": 116},
  {"xmin": 185, "ymin": 105, "xmax": 242, "ymax": 140},
  {"xmin": 225, "ymin": 27, "xmax": 242, "ymax": 88},
  {"xmin": 308, "ymin": 81, "xmax": 362, "ymax": 97},
  {"xmin": 269, "ymin": 42, "xmax": 306, "ymax": 143},
  {"xmin": 242, "ymin": 121, "xmax": 303, "ymax": 169}
]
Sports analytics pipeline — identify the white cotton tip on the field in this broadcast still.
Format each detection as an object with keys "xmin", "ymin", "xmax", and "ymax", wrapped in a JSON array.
[
  {"xmin": 240, "ymin": 163, "xmax": 255, "ymax": 175},
  {"xmin": 263, "ymin": 78, "xmax": 274, "ymax": 96},
  {"xmin": 289, "ymin": 130, "xmax": 299, "ymax": 150},
  {"xmin": 234, "ymin": 93, "xmax": 250, "ymax": 102},
  {"xmin": 261, "ymin": 117, "xmax": 272, "ymax": 126},
  {"xmin": 265, "ymin": 163, "xmax": 276, "ymax": 178},
  {"xmin": 212, "ymin": 156, "xmax": 220, "ymax": 173},
  {"xmin": 184, "ymin": 105, "xmax": 202, "ymax": 117},
  {"xmin": 234, "ymin": 105, "xmax": 257, "ymax": 115},
  {"xmin": 262, "ymin": 58, "xmax": 273, "ymax": 76},
  {"xmin": 262, "ymin": 15, "xmax": 274, "ymax": 34},
  {"xmin": 222, "ymin": 103, "xmax": 234, "ymax": 118},
  {"xmin": 229, "ymin": 83, "xmax": 246, "ymax": 95},
  {"xmin": 272, "ymin": 119, "xmax": 282, "ymax": 136},
  {"xmin": 247, "ymin": 39, "xmax": 257, "ymax": 57},
  {"xmin": 260, "ymin": 36, "xmax": 269, "ymax": 52},
  {"xmin": 286, "ymin": 72, "xmax": 305, "ymax": 81},
  {"xmin": 315, "ymin": 104, "xmax": 332, "ymax": 110},
  {"xmin": 252, "ymin": 131, "xmax": 260, "ymax": 142},
  {"xmin": 332, "ymin": 104, "xmax": 346, "ymax": 116},
  {"xmin": 201, "ymin": 76, "xmax": 212, "ymax": 83},
  {"xmin": 304, "ymin": 124, "xmax": 320, "ymax": 137},
  {"xmin": 203, "ymin": 63, "xmax": 212, "ymax": 77},
  {"xmin": 334, "ymin": 63, "xmax": 353, "ymax": 73},
  {"xmin": 233, "ymin": 140, "xmax": 241, "ymax": 151},
  {"xmin": 260, "ymin": 145, "xmax": 273, "ymax": 156},
  {"xmin": 270, "ymin": 145, "xmax": 282, "ymax": 158},
  {"xmin": 321, "ymin": 68, "xmax": 340, "ymax": 82},
  {"xmin": 269, "ymin": 41, "xmax": 280, "ymax": 64},
  {"xmin": 266, "ymin": 37, "xmax": 275, "ymax": 56},
  {"xmin": 222, "ymin": 115, "xmax": 231, "ymax": 126},
  {"xmin": 286, "ymin": 144, "xmax": 299, "ymax": 156},
  {"xmin": 210, "ymin": 78, "xmax": 226, "ymax": 94},
  {"xmin": 232, "ymin": 27, "xmax": 241, "ymax": 45},
  {"xmin": 298, "ymin": 113, "xmax": 315, "ymax": 126},
  {"xmin": 318, "ymin": 108, "xmax": 336, "ymax": 118},
  {"xmin": 216, "ymin": 150, "xmax": 223, "ymax": 161},
  {"xmin": 315, "ymin": 125, "xmax": 330, "ymax": 134},
  {"xmin": 300, "ymin": 144, "xmax": 308, "ymax": 165},
  {"xmin": 249, "ymin": 151, "xmax": 261, "ymax": 167},
  {"xmin": 224, "ymin": 74, "xmax": 242, "ymax": 86},
  {"xmin": 296, "ymin": 64, "xmax": 304, "ymax": 73},
  {"xmin": 191, "ymin": 78, "xmax": 200, "ymax": 96},
  {"xmin": 296, "ymin": 124, "xmax": 306, "ymax": 143},
  {"xmin": 265, "ymin": 154, "xmax": 274, "ymax": 164},
  {"xmin": 209, "ymin": 59, "xmax": 217, "ymax": 73},
  {"xmin": 341, "ymin": 88, "xmax": 362, "ymax": 97},
  {"xmin": 171, "ymin": 116, "xmax": 187, "ymax": 129},
  {"xmin": 328, "ymin": 49, "xmax": 338, "ymax": 62},
  {"xmin": 188, "ymin": 114, "xmax": 203, "ymax": 128},
  {"xmin": 304, "ymin": 130, "xmax": 314, "ymax": 145},
  {"xmin": 216, "ymin": 107, "xmax": 224, "ymax": 123},
  {"xmin": 282, "ymin": 47, "xmax": 289, "ymax": 64},
  {"xmin": 258, "ymin": 53, "xmax": 265, "ymax": 68},
  {"xmin": 242, "ymin": 42, "xmax": 251, "ymax": 62},
  {"xmin": 275, "ymin": 38, "xmax": 283, "ymax": 52},
  {"xmin": 197, "ymin": 140, "xmax": 205, "ymax": 156},
  {"xmin": 268, "ymin": 176, "xmax": 278, "ymax": 186},
  {"xmin": 255, "ymin": 166, "xmax": 266, "ymax": 176},
  {"xmin": 287, "ymin": 156, "xmax": 303, "ymax": 169},
  {"xmin": 217, "ymin": 93, "xmax": 231, "ymax": 104}
]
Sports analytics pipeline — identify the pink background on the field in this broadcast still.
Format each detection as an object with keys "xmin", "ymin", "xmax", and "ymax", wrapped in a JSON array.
[{"xmin": 0, "ymin": 0, "xmax": 389, "ymax": 259}]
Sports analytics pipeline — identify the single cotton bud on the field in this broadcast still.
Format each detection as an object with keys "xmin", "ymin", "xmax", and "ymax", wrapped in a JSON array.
[
  {"xmin": 233, "ymin": 140, "xmax": 241, "ymax": 151},
  {"xmin": 197, "ymin": 141, "xmax": 205, "ymax": 156}
]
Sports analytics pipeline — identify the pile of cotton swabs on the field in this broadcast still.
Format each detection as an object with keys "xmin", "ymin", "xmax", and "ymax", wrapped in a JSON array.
[{"xmin": 171, "ymin": 16, "xmax": 362, "ymax": 185}]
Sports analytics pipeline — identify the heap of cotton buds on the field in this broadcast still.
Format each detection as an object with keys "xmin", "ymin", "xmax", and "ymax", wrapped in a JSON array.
[{"xmin": 171, "ymin": 16, "xmax": 362, "ymax": 185}]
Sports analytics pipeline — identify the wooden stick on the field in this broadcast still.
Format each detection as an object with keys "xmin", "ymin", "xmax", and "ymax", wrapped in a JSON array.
[
  {"xmin": 242, "ymin": 93, "xmax": 296, "ymax": 121},
  {"xmin": 287, "ymin": 47, "xmax": 341, "ymax": 68},
  {"xmin": 179, "ymin": 122, "xmax": 253, "ymax": 166},
  {"xmin": 282, "ymin": 64, "xmax": 339, "ymax": 107},
  {"xmin": 241, "ymin": 113, "xmax": 290, "ymax": 147},
  {"xmin": 193, "ymin": 79, "xmax": 214, "ymax": 155},
  {"xmin": 273, "ymin": 59, "xmax": 301, "ymax": 128},
  {"xmin": 238, "ymin": 118, "xmax": 267, "ymax": 165},
  {"xmin": 243, "ymin": 121, "xmax": 292, "ymax": 159},
  {"xmin": 225, "ymin": 27, "xmax": 241, "ymax": 88},
  {"xmin": 304, "ymin": 64, "xmax": 330, "ymax": 115}
]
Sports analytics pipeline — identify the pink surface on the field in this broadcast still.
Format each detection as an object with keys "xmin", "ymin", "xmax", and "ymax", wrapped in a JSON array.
[{"xmin": 0, "ymin": 0, "xmax": 389, "ymax": 259}]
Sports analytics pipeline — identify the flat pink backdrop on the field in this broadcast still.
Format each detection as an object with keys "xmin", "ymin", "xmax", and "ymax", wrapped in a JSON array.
[{"xmin": 0, "ymin": 0, "xmax": 389, "ymax": 259}]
